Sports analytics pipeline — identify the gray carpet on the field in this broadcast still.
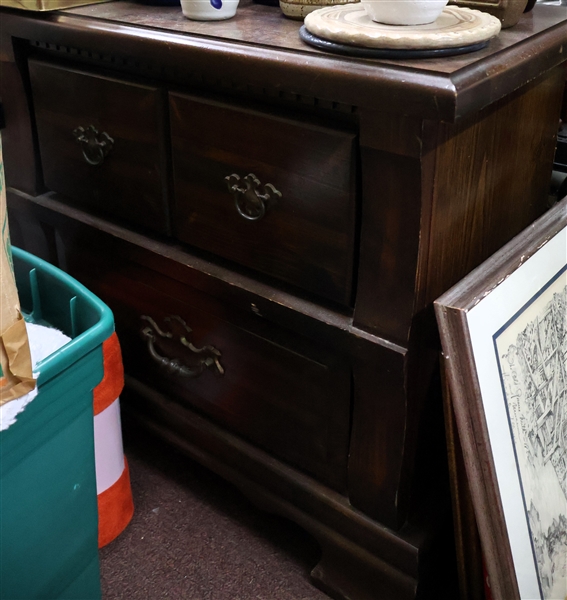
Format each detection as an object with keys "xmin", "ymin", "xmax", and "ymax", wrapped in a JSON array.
[{"xmin": 99, "ymin": 420, "xmax": 330, "ymax": 600}]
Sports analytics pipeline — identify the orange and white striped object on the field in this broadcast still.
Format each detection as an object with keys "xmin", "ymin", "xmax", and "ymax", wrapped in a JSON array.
[{"xmin": 93, "ymin": 333, "xmax": 134, "ymax": 548}]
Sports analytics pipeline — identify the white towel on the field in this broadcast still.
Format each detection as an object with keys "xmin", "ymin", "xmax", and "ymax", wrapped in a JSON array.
[{"xmin": 0, "ymin": 322, "xmax": 71, "ymax": 431}]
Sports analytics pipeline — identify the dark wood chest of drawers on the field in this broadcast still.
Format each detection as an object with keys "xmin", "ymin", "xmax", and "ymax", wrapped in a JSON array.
[{"xmin": 1, "ymin": 3, "xmax": 566, "ymax": 598}]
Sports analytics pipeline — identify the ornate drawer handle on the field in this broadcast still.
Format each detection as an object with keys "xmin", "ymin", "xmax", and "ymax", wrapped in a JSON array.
[
  {"xmin": 225, "ymin": 173, "xmax": 281, "ymax": 221},
  {"xmin": 141, "ymin": 315, "xmax": 224, "ymax": 379},
  {"xmin": 73, "ymin": 125, "xmax": 114, "ymax": 166}
]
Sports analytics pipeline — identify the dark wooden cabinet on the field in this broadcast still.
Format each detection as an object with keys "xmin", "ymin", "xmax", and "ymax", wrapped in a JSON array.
[{"xmin": 2, "ymin": 3, "xmax": 566, "ymax": 599}]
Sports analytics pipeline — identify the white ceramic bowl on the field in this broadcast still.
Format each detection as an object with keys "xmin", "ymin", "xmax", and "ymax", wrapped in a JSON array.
[
  {"xmin": 360, "ymin": 0, "xmax": 449, "ymax": 25},
  {"xmin": 181, "ymin": 0, "xmax": 239, "ymax": 20}
]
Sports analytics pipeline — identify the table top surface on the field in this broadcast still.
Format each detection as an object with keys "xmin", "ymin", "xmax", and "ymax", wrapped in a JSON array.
[
  {"xmin": 2, "ymin": 0, "xmax": 566, "ymax": 120},
  {"xmin": 63, "ymin": 0, "xmax": 565, "ymax": 74}
]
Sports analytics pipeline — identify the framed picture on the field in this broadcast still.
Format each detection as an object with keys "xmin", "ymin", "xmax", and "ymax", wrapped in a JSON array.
[{"xmin": 435, "ymin": 198, "xmax": 567, "ymax": 600}]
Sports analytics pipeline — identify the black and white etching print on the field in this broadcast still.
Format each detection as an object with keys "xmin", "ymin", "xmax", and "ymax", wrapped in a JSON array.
[{"xmin": 495, "ymin": 270, "xmax": 567, "ymax": 600}]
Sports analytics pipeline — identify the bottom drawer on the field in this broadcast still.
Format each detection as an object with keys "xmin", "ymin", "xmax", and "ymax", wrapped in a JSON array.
[{"xmin": 63, "ymin": 245, "xmax": 351, "ymax": 492}]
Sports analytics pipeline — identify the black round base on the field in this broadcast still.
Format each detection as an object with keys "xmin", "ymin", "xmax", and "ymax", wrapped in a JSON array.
[{"xmin": 299, "ymin": 25, "xmax": 489, "ymax": 59}]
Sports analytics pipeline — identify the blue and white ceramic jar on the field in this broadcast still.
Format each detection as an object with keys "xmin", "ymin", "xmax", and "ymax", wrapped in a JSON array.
[{"xmin": 181, "ymin": 0, "xmax": 239, "ymax": 19}]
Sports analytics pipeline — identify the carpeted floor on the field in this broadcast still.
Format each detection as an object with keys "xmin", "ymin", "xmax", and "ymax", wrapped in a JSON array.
[{"xmin": 99, "ymin": 418, "xmax": 330, "ymax": 600}]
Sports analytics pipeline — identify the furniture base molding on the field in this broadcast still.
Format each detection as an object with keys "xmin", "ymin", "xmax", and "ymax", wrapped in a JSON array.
[{"xmin": 122, "ymin": 376, "xmax": 438, "ymax": 600}]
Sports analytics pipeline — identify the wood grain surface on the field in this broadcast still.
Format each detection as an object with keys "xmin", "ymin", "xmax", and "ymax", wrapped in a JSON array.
[{"xmin": 170, "ymin": 93, "xmax": 357, "ymax": 305}]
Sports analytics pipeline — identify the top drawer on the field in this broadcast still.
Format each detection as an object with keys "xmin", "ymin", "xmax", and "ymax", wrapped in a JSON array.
[
  {"xmin": 170, "ymin": 93, "xmax": 357, "ymax": 306},
  {"xmin": 29, "ymin": 59, "xmax": 169, "ymax": 234}
]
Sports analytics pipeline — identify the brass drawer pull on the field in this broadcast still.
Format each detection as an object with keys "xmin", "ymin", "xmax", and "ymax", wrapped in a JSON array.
[
  {"xmin": 73, "ymin": 125, "xmax": 114, "ymax": 166},
  {"xmin": 141, "ymin": 315, "xmax": 224, "ymax": 378},
  {"xmin": 225, "ymin": 173, "xmax": 281, "ymax": 221}
]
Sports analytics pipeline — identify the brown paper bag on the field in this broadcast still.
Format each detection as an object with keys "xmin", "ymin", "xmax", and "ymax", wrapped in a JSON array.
[{"xmin": 0, "ymin": 137, "xmax": 35, "ymax": 405}]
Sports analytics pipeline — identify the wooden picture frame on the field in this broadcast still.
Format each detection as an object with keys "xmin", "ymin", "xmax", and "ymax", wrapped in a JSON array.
[{"xmin": 435, "ymin": 198, "xmax": 567, "ymax": 600}]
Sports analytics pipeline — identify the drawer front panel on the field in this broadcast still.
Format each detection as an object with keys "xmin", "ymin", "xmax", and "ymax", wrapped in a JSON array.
[
  {"xmin": 29, "ymin": 59, "xmax": 169, "ymax": 234},
  {"xmin": 64, "ymin": 244, "xmax": 351, "ymax": 491},
  {"xmin": 170, "ymin": 93, "xmax": 357, "ymax": 305}
]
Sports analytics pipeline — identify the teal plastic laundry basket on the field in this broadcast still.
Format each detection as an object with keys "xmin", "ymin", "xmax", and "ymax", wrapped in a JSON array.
[{"xmin": 0, "ymin": 247, "xmax": 114, "ymax": 600}]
